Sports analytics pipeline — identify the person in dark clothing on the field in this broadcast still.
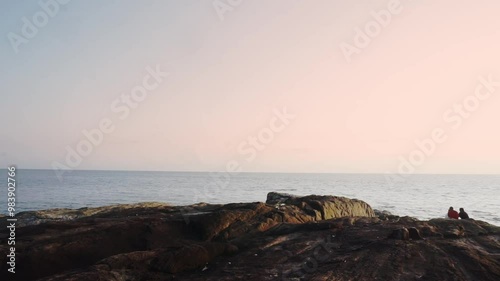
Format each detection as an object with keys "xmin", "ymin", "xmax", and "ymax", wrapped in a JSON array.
[
  {"xmin": 459, "ymin": 208, "xmax": 470, "ymax": 219},
  {"xmin": 448, "ymin": 207, "xmax": 459, "ymax": 219}
]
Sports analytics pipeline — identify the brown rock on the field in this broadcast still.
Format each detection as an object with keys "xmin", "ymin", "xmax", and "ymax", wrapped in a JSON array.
[
  {"xmin": 389, "ymin": 227, "xmax": 410, "ymax": 240},
  {"xmin": 0, "ymin": 194, "xmax": 498, "ymax": 281},
  {"xmin": 407, "ymin": 227, "xmax": 423, "ymax": 240}
]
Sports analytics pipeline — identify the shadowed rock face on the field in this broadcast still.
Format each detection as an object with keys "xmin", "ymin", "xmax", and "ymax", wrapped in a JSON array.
[{"xmin": 0, "ymin": 193, "xmax": 498, "ymax": 281}]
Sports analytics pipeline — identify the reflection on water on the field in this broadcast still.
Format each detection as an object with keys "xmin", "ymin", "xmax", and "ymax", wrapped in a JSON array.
[{"xmin": 1, "ymin": 170, "xmax": 498, "ymax": 225}]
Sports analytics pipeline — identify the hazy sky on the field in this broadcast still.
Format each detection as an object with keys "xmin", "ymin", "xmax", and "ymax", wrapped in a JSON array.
[{"xmin": 1, "ymin": 0, "xmax": 500, "ymax": 174}]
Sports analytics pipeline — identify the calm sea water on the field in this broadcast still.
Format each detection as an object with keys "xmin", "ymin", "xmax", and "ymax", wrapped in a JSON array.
[{"xmin": 1, "ymin": 169, "xmax": 499, "ymax": 225}]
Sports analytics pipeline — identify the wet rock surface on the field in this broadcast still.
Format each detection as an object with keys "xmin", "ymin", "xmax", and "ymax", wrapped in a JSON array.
[{"xmin": 0, "ymin": 193, "xmax": 498, "ymax": 280}]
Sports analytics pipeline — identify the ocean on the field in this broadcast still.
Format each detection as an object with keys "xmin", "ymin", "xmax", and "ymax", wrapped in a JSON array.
[{"xmin": 1, "ymin": 169, "xmax": 499, "ymax": 225}]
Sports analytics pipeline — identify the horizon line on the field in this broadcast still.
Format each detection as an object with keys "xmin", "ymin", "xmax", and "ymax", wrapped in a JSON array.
[{"xmin": 6, "ymin": 168, "xmax": 500, "ymax": 176}]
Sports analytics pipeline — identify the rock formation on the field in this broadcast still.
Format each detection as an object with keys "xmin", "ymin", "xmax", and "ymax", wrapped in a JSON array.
[{"xmin": 0, "ymin": 192, "xmax": 498, "ymax": 280}]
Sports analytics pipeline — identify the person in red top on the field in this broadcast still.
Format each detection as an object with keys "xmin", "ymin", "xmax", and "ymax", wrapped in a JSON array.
[{"xmin": 448, "ymin": 207, "xmax": 459, "ymax": 219}]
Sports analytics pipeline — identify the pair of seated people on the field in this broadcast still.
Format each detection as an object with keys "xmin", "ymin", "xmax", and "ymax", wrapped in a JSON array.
[{"xmin": 447, "ymin": 207, "xmax": 469, "ymax": 219}]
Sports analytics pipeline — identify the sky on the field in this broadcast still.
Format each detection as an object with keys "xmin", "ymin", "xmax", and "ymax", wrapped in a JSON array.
[{"xmin": 1, "ymin": 0, "xmax": 500, "ymax": 174}]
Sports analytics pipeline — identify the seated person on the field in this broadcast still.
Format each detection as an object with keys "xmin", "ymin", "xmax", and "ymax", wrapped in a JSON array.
[
  {"xmin": 447, "ymin": 207, "xmax": 459, "ymax": 219},
  {"xmin": 459, "ymin": 208, "xmax": 470, "ymax": 219}
]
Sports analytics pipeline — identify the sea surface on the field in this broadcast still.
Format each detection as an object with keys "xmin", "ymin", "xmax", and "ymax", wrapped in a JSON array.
[{"xmin": 1, "ymin": 169, "xmax": 499, "ymax": 225}]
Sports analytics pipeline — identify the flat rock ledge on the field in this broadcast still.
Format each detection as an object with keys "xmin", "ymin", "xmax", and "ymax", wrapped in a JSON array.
[{"xmin": 0, "ymin": 192, "xmax": 498, "ymax": 281}]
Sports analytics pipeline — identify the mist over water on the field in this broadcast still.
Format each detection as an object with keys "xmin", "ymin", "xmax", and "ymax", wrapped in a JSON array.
[{"xmin": 2, "ymin": 169, "xmax": 499, "ymax": 225}]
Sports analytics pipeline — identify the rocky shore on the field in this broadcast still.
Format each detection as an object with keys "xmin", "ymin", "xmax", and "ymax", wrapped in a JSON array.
[{"xmin": 1, "ymin": 192, "xmax": 499, "ymax": 280}]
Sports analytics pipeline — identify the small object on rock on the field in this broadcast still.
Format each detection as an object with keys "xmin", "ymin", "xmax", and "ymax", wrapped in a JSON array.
[
  {"xmin": 408, "ymin": 227, "xmax": 423, "ymax": 240},
  {"xmin": 389, "ymin": 228, "xmax": 410, "ymax": 240}
]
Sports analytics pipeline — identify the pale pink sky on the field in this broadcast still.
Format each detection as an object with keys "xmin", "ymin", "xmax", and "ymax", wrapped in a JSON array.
[{"xmin": 1, "ymin": 0, "xmax": 499, "ymax": 173}]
